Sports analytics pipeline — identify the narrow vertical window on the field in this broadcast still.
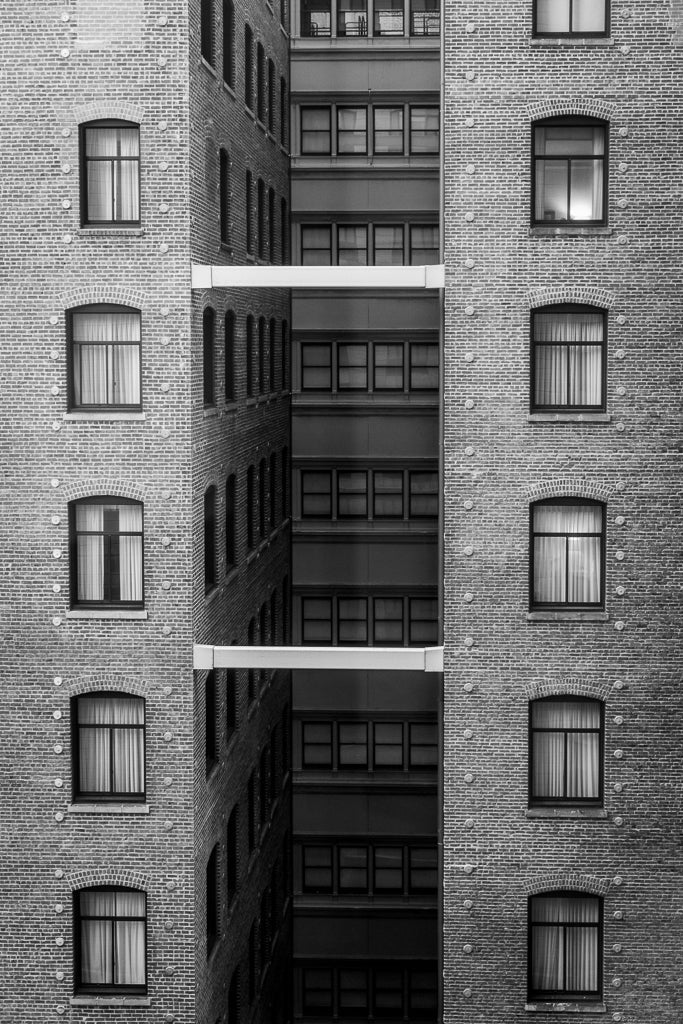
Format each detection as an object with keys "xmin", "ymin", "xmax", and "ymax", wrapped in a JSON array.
[
  {"xmin": 256, "ymin": 43, "xmax": 265, "ymax": 123},
  {"xmin": 281, "ymin": 199, "xmax": 289, "ymax": 264},
  {"xmin": 258, "ymin": 317, "xmax": 266, "ymax": 394},
  {"xmin": 257, "ymin": 178, "xmax": 265, "ymax": 259},
  {"xmin": 244, "ymin": 25, "xmax": 253, "ymax": 108},
  {"xmin": 267, "ymin": 59, "xmax": 275, "ymax": 134},
  {"xmin": 81, "ymin": 121, "xmax": 140, "ymax": 225},
  {"xmin": 205, "ymin": 669, "xmax": 218, "ymax": 770},
  {"xmin": 247, "ymin": 466, "xmax": 255, "ymax": 549},
  {"xmin": 246, "ymin": 315, "xmax": 255, "ymax": 397},
  {"xmin": 280, "ymin": 77, "xmax": 288, "ymax": 147},
  {"xmin": 268, "ymin": 188, "xmax": 275, "ymax": 262},
  {"xmin": 225, "ymin": 474, "xmax": 236, "ymax": 571},
  {"xmin": 219, "ymin": 148, "xmax": 230, "ymax": 246},
  {"xmin": 201, "ymin": 0, "xmax": 215, "ymax": 64},
  {"xmin": 281, "ymin": 447, "xmax": 289, "ymax": 520},
  {"xmin": 203, "ymin": 307, "xmax": 215, "ymax": 406},
  {"xmin": 269, "ymin": 452, "xmax": 277, "ymax": 532},
  {"xmin": 225, "ymin": 310, "xmax": 235, "ymax": 401},
  {"xmin": 246, "ymin": 170, "xmax": 253, "ymax": 254},
  {"xmin": 226, "ymin": 668, "xmax": 237, "ymax": 738},
  {"xmin": 206, "ymin": 845, "xmax": 219, "ymax": 954},
  {"xmin": 204, "ymin": 486, "xmax": 217, "ymax": 592},
  {"xmin": 222, "ymin": 0, "xmax": 235, "ymax": 87},
  {"xmin": 281, "ymin": 320, "xmax": 288, "ymax": 389},
  {"xmin": 258, "ymin": 460, "xmax": 267, "ymax": 540},
  {"xmin": 269, "ymin": 318, "xmax": 276, "ymax": 392}
]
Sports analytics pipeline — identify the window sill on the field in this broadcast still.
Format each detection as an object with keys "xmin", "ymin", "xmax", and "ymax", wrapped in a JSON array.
[
  {"xmin": 71, "ymin": 996, "xmax": 151, "ymax": 1007},
  {"xmin": 526, "ymin": 808, "xmax": 608, "ymax": 820},
  {"xmin": 205, "ymin": 584, "xmax": 222, "ymax": 605},
  {"xmin": 527, "ymin": 611, "xmax": 608, "ymax": 623},
  {"xmin": 68, "ymin": 803, "xmax": 150, "ymax": 814},
  {"xmin": 203, "ymin": 405, "xmax": 218, "ymax": 418},
  {"xmin": 528, "ymin": 413, "xmax": 611, "ymax": 424},
  {"xmin": 66, "ymin": 609, "xmax": 148, "ymax": 620},
  {"xmin": 530, "ymin": 37, "xmax": 614, "ymax": 47},
  {"xmin": 526, "ymin": 1002, "xmax": 606, "ymax": 1014},
  {"xmin": 222, "ymin": 82, "xmax": 236, "ymax": 100},
  {"xmin": 529, "ymin": 226, "xmax": 613, "ymax": 238},
  {"xmin": 63, "ymin": 411, "xmax": 146, "ymax": 421},
  {"xmin": 200, "ymin": 55, "xmax": 217, "ymax": 77},
  {"xmin": 78, "ymin": 227, "xmax": 144, "ymax": 237}
]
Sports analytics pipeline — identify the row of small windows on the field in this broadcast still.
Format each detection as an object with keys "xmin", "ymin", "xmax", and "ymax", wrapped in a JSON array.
[
  {"xmin": 296, "ymin": 841, "xmax": 438, "ymax": 895},
  {"xmin": 300, "ymin": 719, "xmax": 438, "ymax": 771},
  {"xmin": 300, "ymin": 338, "xmax": 438, "ymax": 393},
  {"xmin": 298, "ymin": 962, "xmax": 438, "ymax": 1020},
  {"xmin": 244, "ymin": 170, "xmax": 289, "ymax": 261},
  {"xmin": 299, "ymin": 105, "xmax": 439, "ymax": 157},
  {"xmin": 300, "ymin": 223, "xmax": 439, "ymax": 266},
  {"xmin": 203, "ymin": 309, "xmax": 290, "ymax": 407},
  {"xmin": 300, "ymin": 0, "xmax": 439, "ymax": 37},
  {"xmin": 300, "ymin": 468, "xmax": 438, "ymax": 520},
  {"xmin": 301, "ymin": 594, "xmax": 438, "ymax": 646}
]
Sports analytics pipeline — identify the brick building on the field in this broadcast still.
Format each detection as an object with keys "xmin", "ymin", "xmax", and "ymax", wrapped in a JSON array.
[{"xmin": 2, "ymin": 1, "xmax": 682, "ymax": 1023}]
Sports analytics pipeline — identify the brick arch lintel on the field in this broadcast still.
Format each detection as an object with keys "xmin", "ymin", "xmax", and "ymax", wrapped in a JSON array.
[
  {"xmin": 527, "ymin": 286, "xmax": 616, "ymax": 310},
  {"xmin": 65, "ymin": 674, "xmax": 151, "ymax": 700},
  {"xmin": 66, "ymin": 868, "xmax": 150, "ymax": 893},
  {"xmin": 60, "ymin": 479, "xmax": 148, "ymax": 504},
  {"xmin": 524, "ymin": 677, "xmax": 612, "ymax": 703},
  {"xmin": 524, "ymin": 873, "xmax": 612, "ymax": 897},
  {"xmin": 525, "ymin": 478, "xmax": 614, "ymax": 503},
  {"xmin": 527, "ymin": 98, "xmax": 615, "ymax": 122},
  {"xmin": 72, "ymin": 101, "xmax": 145, "ymax": 126},
  {"xmin": 59, "ymin": 285, "xmax": 146, "ymax": 312}
]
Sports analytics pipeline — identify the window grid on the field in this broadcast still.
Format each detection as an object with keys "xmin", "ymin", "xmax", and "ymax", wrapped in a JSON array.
[
  {"xmin": 75, "ymin": 888, "xmax": 147, "ymax": 994},
  {"xmin": 528, "ymin": 892, "xmax": 602, "ymax": 1001},
  {"xmin": 530, "ymin": 499, "xmax": 605, "ymax": 609},
  {"xmin": 299, "ymin": 962, "xmax": 438, "ymax": 1019},
  {"xmin": 68, "ymin": 304, "xmax": 142, "ymax": 412},
  {"xmin": 300, "ymin": 223, "xmax": 439, "ymax": 266},
  {"xmin": 299, "ymin": 0, "xmax": 440, "ymax": 37},
  {"xmin": 72, "ymin": 693, "xmax": 145, "ymax": 802},
  {"xmin": 301, "ymin": 339, "xmax": 438, "ymax": 394},
  {"xmin": 529, "ymin": 698, "xmax": 603, "ymax": 806},
  {"xmin": 531, "ymin": 305, "xmax": 606, "ymax": 412},
  {"xmin": 301, "ymin": 593, "xmax": 438, "ymax": 646},
  {"xmin": 301, "ymin": 718, "xmax": 438, "ymax": 772},
  {"xmin": 80, "ymin": 121, "xmax": 140, "ymax": 226},
  {"xmin": 70, "ymin": 498, "xmax": 144, "ymax": 609},
  {"xmin": 532, "ymin": 118, "xmax": 607, "ymax": 226},
  {"xmin": 533, "ymin": 0, "xmax": 608, "ymax": 37}
]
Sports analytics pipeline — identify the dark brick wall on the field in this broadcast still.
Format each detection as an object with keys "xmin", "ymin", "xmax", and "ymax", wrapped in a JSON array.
[{"xmin": 443, "ymin": 3, "xmax": 683, "ymax": 1021}]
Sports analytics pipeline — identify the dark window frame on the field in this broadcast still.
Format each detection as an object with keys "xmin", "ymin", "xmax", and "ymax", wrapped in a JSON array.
[
  {"xmin": 530, "ymin": 304, "xmax": 606, "ymax": 412},
  {"xmin": 203, "ymin": 307, "xmax": 216, "ymax": 406},
  {"xmin": 533, "ymin": 0, "xmax": 609, "ymax": 37},
  {"xmin": 219, "ymin": 148, "xmax": 230, "ymax": 246},
  {"xmin": 224, "ymin": 310, "xmax": 235, "ymax": 401},
  {"xmin": 409, "ymin": 105, "xmax": 439, "ymax": 155},
  {"xmin": 336, "ymin": 105, "xmax": 368, "ymax": 155},
  {"xmin": 205, "ymin": 669, "xmax": 218, "ymax": 772},
  {"xmin": 72, "ymin": 692, "xmax": 146, "ymax": 803},
  {"xmin": 206, "ymin": 844, "xmax": 219, "ymax": 954},
  {"xmin": 74, "ymin": 886, "xmax": 147, "ymax": 995},
  {"xmin": 301, "ymin": 469, "xmax": 333, "ymax": 519},
  {"xmin": 69, "ymin": 496, "xmax": 144, "ymax": 610},
  {"xmin": 410, "ymin": 0, "xmax": 440, "ymax": 36},
  {"xmin": 337, "ymin": 223, "xmax": 369, "ymax": 266},
  {"xmin": 301, "ymin": 106, "xmax": 332, "ymax": 156},
  {"xmin": 204, "ymin": 486, "xmax": 217, "ymax": 592},
  {"xmin": 301, "ymin": 341, "xmax": 332, "ymax": 391},
  {"xmin": 244, "ymin": 25, "xmax": 254, "ymax": 109},
  {"xmin": 530, "ymin": 497, "xmax": 606, "ymax": 610},
  {"xmin": 528, "ymin": 891, "xmax": 603, "ymax": 1002},
  {"xmin": 80, "ymin": 120, "xmax": 140, "ymax": 227},
  {"xmin": 529, "ymin": 697, "xmax": 604, "ymax": 807},
  {"xmin": 67, "ymin": 303, "xmax": 142, "ymax": 412},
  {"xmin": 222, "ymin": 0, "xmax": 235, "ymax": 87},
  {"xmin": 301, "ymin": 223, "xmax": 332, "ymax": 265},
  {"xmin": 302, "ymin": 720, "xmax": 333, "ymax": 769},
  {"xmin": 532, "ymin": 116, "xmax": 608, "ymax": 227},
  {"xmin": 200, "ymin": 0, "xmax": 215, "ymax": 64}
]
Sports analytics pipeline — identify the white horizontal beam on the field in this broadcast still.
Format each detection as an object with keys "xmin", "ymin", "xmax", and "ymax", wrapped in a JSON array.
[
  {"xmin": 194, "ymin": 644, "xmax": 444, "ymax": 672},
  {"xmin": 191, "ymin": 264, "xmax": 445, "ymax": 290}
]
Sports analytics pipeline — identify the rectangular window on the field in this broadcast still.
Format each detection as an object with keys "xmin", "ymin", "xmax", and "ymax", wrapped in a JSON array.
[
  {"xmin": 69, "ymin": 306, "xmax": 141, "ymax": 409},
  {"xmin": 410, "ymin": 0, "xmax": 440, "ymax": 35},
  {"xmin": 535, "ymin": 0, "xmax": 607, "ymax": 36},
  {"xmin": 374, "ymin": 226, "xmax": 404, "ymax": 266},
  {"xmin": 301, "ymin": 225, "xmax": 332, "ymax": 265},
  {"xmin": 337, "ymin": 107, "xmax": 367, "ymax": 154},
  {"xmin": 205, "ymin": 670, "xmax": 217, "ymax": 772},
  {"xmin": 301, "ymin": 342, "xmax": 332, "ymax": 390},
  {"xmin": 532, "ymin": 501, "xmax": 604, "ymax": 607},
  {"xmin": 409, "ymin": 847, "xmax": 438, "ymax": 893},
  {"xmin": 302, "ymin": 721, "xmax": 333, "ymax": 768},
  {"xmin": 374, "ymin": 0, "xmax": 403, "ymax": 36},
  {"xmin": 81, "ymin": 122, "xmax": 140, "ymax": 225},
  {"xmin": 338, "ymin": 722, "xmax": 368, "ymax": 768},
  {"xmin": 532, "ymin": 307, "xmax": 605, "ymax": 410},
  {"xmin": 244, "ymin": 25, "xmax": 253, "ymax": 108},
  {"xmin": 409, "ymin": 597, "xmax": 438, "ymax": 644},
  {"xmin": 303, "ymin": 969, "xmax": 333, "ymax": 1015},
  {"xmin": 409, "ymin": 471, "xmax": 438, "ymax": 518},
  {"xmin": 302, "ymin": 597, "xmax": 333, "ymax": 644},
  {"xmin": 338, "ymin": 848, "xmax": 369, "ymax": 892},
  {"xmin": 74, "ymin": 694, "xmax": 145, "ymax": 801},
  {"xmin": 534, "ymin": 121, "xmax": 606, "ymax": 224},
  {"xmin": 373, "ymin": 722, "xmax": 404, "ymax": 767},
  {"xmin": 374, "ymin": 847, "xmax": 403, "ymax": 890},
  {"xmin": 338, "ymin": 0, "xmax": 368, "ymax": 36},
  {"xmin": 373, "ymin": 597, "xmax": 404, "ymax": 645},
  {"xmin": 409, "ymin": 723, "xmax": 438, "ymax": 769},
  {"xmin": 410, "ymin": 106, "xmax": 439, "ymax": 154},
  {"xmin": 409, "ymin": 343, "xmax": 439, "ymax": 390},
  {"xmin": 373, "ymin": 342, "xmax": 404, "ymax": 388},
  {"xmin": 302, "ymin": 845, "xmax": 333, "ymax": 893},
  {"xmin": 339, "ymin": 969, "xmax": 369, "ymax": 1015},
  {"xmin": 301, "ymin": 107, "xmax": 331, "ymax": 155},
  {"xmin": 227, "ymin": 806, "xmax": 238, "ymax": 905},
  {"xmin": 529, "ymin": 894, "xmax": 602, "ymax": 999},
  {"xmin": 301, "ymin": 0, "xmax": 331, "ymax": 36},
  {"xmin": 338, "ymin": 596, "xmax": 368, "ymax": 644},
  {"xmin": 206, "ymin": 846, "xmax": 219, "ymax": 954},
  {"xmin": 338, "ymin": 342, "xmax": 368, "ymax": 390},
  {"xmin": 302, "ymin": 471, "xmax": 332, "ymax": 518},
  {"xmin": 71, "ymin": 500, "xmax": 143, "ymax": 607},
  {"xmin": 373, "ymin": 473, "xmax": 403, "ymax": 518},
  {"xmin": 410, "ymin": 224, "xmax": 439, "ymax": 264},
  {"xmin": 338, "ymin": 225, "xmax": 368, "ymax": 265},
  {"xmin": 337, "ymin": 471, "xmax": 368, "ymax": 518},
  {"xmin": 530, "ymin": 699, "xmax": 602, "ymax": 804},
  {"xmin": 76, "ymin": 889, "xmax": 146, "ymax": 992},
  {"xmin": 373, "ymin": 107, "xmax": 404, "ymax": 154},
  {"xmin": 374, "ymin": 970, "xmax": 404, "ymax": 1017},
  {"xmin": 409, "ymin": 969, "xmax": 438, "ymax": 1018}
]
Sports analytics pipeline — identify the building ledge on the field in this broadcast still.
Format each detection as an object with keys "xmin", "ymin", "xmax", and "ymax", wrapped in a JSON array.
[
  {"xmin": 526, "ymin": 1002, "xmax": 606, "ymax": 1014},
  {"xmin": 529, "ymin": 226, "xmax": 613, "ymax": 238},
  {"xmin": 527, "ymin": 611, "xmax": 608, "ymax": 623},
  {"xmin": 78, "ymin": 227, "xmax": 144, "ymax": 237},
  {"xmin": 68, "ymin": 803, "xmax": 150, "ymax": 814},
  {"xmin": 530, "ymin": 37, "xmax": 614, "ymax": 47},
  {"xmin": 528, "ymin": 413, "xmax": 611, "ymax": 424},
  {"xmin": 66, "ymin": 609, "xmax": 148, "ymax": 620},
  {"xmin": 71, "ymin": 996, "xmax": 151, "ymax": 1007},
  {"xmin": 526, "ymin": 808, "xmax": 608, "ymax": 820},
  {"xmin": 63, "ymin": 411, "xmax": 146, "ymax": 421}
]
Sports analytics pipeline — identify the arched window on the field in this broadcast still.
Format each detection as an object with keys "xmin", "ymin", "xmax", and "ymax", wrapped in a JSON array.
[
  {"xmin": 281, "ymin": 447, "xmax": 289, "ymax": 520},
  {"xmin": 203, "ymin": 307, "xmax": 215, "ymax": 406},
  {"xmin": 222, "ymin": 0, "xmax": 235, "ymax": 87},
  {"xmin": 204, "ymin": 486, "xmax": 217, "ymax": 592},
  {"xmin": 246, "ymin": 169, "xmax": 254, "ymax": 254},
  {"xmin": 247, "ymin": 466, "xmax": 256, "ymax": 549},
  {"xmin": 72, "ymin": 692, "xmax": 145, "ymax": 801},
  {"xmin": 225, "ymin": 310, "xmax": 235, "ymax": 400},
  {"xmin": 268, "ymin": 186, "xmax": 275, "ymax": 261},
  {"xmin": 80, "ymin": 120, "xmax": 140, "ymax": 225},
  {"xmin": 281, "ymin": 320, "xmax": 288, "ymax": 390},
  {"xmin": 280, "ymin": 197, "xmax": 289, "ymax": 264},
  {"xmin": 531, "ymin": 305, "xmax": 606, "ymax": 411},
  {"xmin": 246, "ymin": 314, "xmax": 255, "ymax": 397},
  {"xmin": 533, "ymin": 117, "xmax": 607, "ymax": 225},
  {"xmin": 219, "ymin": 148, "xmax": 230, "ymax": 245},
  {"xmin": 70, "ymin": 497, "xmax": 143, "ymax": 607},
  {"xmin": 269, "ymin": 318, "xmax": 276, "ymax": 392},
  {"xmin": 528, "ymin": 892, "xmax": 602, "ymax": 1001},
  {"xmin": 68, "ymin": 304, "xmax": 141, "ymax": 410},
  {"xmin": 531, "ymin": 499, "xmax": 605, "ymax": 608},
  {"xmin": 269, "ymin": 452, "xmax": 277, "ymax": 532},
  {"xmin": 529, "ymin": 697, "xmax": 603, "ymax": 805},
  {"xmin": 225, "ymin": 474, "xmax": 236, "ymax": 570},
  {"xmin": 244, "ymin": 25, "xmax": 253, "ymax": 108},
  {"xmin": 206, "ymin": 844, "xmax": 219, "ymax": 953},
  {"xmin": 257, "ymin": 178, "xmax": 266, "ymax": 259},
  {"xmin": 256, "ymin": 43, "xmax": 265, "ymax": 122},
  {"xmin": 75, "ymin": 887, "xmax": 146, "ymax": 992},
  {"xmin": 259, "ymin": 458, "xmax": 267, "ymax": 539},
  {"xmin": 201, "ymin": 0, "xmax": 214, "ymax": 64},
  {"xmin": 258, "ymin": 316, "xmax": 266, "ymax": 394},
  {"xmin": 205, "ymin": 669, "xmax": 218, "ymax": 772}
]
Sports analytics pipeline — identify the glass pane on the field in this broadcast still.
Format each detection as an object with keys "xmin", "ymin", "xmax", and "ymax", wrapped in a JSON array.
[
  {"xmin": 570, "ymin": 159, "xmax": 602, "ymax": 220},
  {"xmin": 574, "ymin": 0, "xmax": 605, "ymax": 31},
  {"xmin": 536, "ymin": 0, "xmax": 570, "ymax": 32},
  {"xmin": 535, "ymin": 160, "xmax": 568, "ymax": 221}
]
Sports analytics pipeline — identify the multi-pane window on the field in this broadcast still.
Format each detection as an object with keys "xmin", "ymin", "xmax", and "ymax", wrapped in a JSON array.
[
  {"xmin": 409, "ymin": 723, "xmax": 438, "ymax": 769},
  {"xmin": 338, "ymin": 597, "xmax": 368, "ymax": 644},
  {"xmin": 219, "ymin": 149, "xmax": 230, "ymax": 245},
  {"xmin": 205, "ymin": 669, "xmax": 218, "ymax": 771},
  {"xmin": 409, "ymin": 598, "xmax": 438, "ymax": 644},
  {"xmin": 339, "ymin": 847, "xmax": 368, "ymax": 890},
  {"xmin": 68, "ymin": 305, "xmax": 141, "ymax": 410},
  {"xmin": 203, "ymin": 307, "xmax": 215, "ymax": 406},
  {"xmin": 374, "ymin": 847, "xmax": 403, "ymax": 890},
  {"xmin": 300, "ymin": 963, "xmax": 438, "ymax": 1018},
  {"xmin": 409, "ymin": 225, "xmax": 439, "ymax": 264},
  {"xmin": 338, "ymin": 722, "xmax": 368, "ymax": 768},
  {"xmin": 410, "ymin": 343, "xmax": 439, "ymax": 390},
  {"xmin": 373, "ymin": 598, "xmax": 404, "ymax": 644},
  {"xmin": 534, "ymin": 0, "xmax": 608, "ymax": 36},
  {"xmin": 302, "ymin": 225, "xmax": 332, "ymax": 265},
  {"xmin": 206, "ymin": 845, "xmax": 219, "ymax": 954},
  {"xmin": 530, "ymin": 698, "xmax": 603, "ymax": 805},
  {"xmin": 410, "ymin": 106, "xmax": 439, "ymax": 153},
  {"xmin": 70, "ymin": 498, "xmax": 143, "ymax": 608},
  {"xmin": 373, "ymin": 343, "xmax": 403, "ymax": 388},
  {"xmin": 301, "ymin": 0, "xmax": 332, "ymax": 37},
  {"xmin": 299, "ymin": 842, "xmax": 437, "ymax": 896},
  {"xmin": 409, "ymin": 847, "xmax": 438, "ymax": 892},
  {"xmin": 270, "ymin": 452, "xmax": 277, "ymax": 531},
  {"xmin": 204, "ymin": 486, "xmax": 216, "ymax": 592},
  {"xmin": 73, "ymin": 693, "xmax": 145, "ymax": 801},
  {"xmin": 338, "ymin": 225, "xmax": 368, "ymax": 265},
  {"xmin": 301, "ymin": 471, "xmax": 332, "ymax": 518},
  {"xmin": 81, "ymin": 121, "xmax": 140, "ymax": 225},
  {"xmin": 302, "ymin": 597, "xmax": 333, "ymax": 644},
  {"xmin": 222, "ymin": 0, "xmax": 235, "ymax": 87},
  {"xmin": 531, "ymin": 500, "xmax": 604, "ymax": 608},
  {"xmin": 373, "ymin": 721, "xmax": 403, "ymax": 766},
  {"xmin": 337, "ymin": 471, "xmax": 368, "ymax": 518},
  {"xmin": 375, "ymin": 0, "xmax": 403, "ymax": 35},
  {"xmin": 373, "ymin": 472, "xmax": 403, "ymax": 518},
  {"xmin": 303, "ymin": 968, "xmax": 333, "ymax": 1015},
  {"xmin": 338, "ymin": 0, "xmax": 368, "ymax": 36},
  {"xmin": 529, "ymin": 893, "xmax": 602, "ymax": 1000},
  {"xmin": 373, "ymin": 108, "xmax": 404, "ymax": 153},
  {"xmin": 409, "ymin": 471, "xmax": 438, "ymax": 518},
  {"xmin": 302, "ymin": 721, "xmax": 333, "ymax": 768},
  {"xmin": 301, "ymin": 339, "xmax": 438, "ymax": 393},
  {"xmin": 75, "ymin": 888, "xmax": 146, "ymax": 993},
  {"xmin": 533, "ymin": 119, "xmax": 607, "ymax": 224},
  {"xmin": 532, "ymin": 306, "xmax": 605, "ymax": 411},
  {"xmin": 410, "ymin": 0, "xmax": 440, "ymax": 35},
  {"xmin": 301, "ymin": 343, "xmax": 332, "ymax": 390},
  {"xmin": 200, "ymin": 0, "xmax": 214, "ymax": 64},
  {"xmin": 338, "ymin": 342, "xmax": 368, "ymax": 389},
  {"xmin": 300, "ymin": 719, "xmax": 437, "ymax": 772},
  {"xmin": 301, "ymin": 593, "xmax": 438, "ymax": 646},
  {"xmin": 337, "ymin": 107, "xmax": 367, "ymax": 154},
  {"xmin": 303, "ymin": 845, "xmax": 333, "ymax": 892},
  {"xmin": 301, "ymin": 108, "xmax": 332, "ymax": 155},
  {"xmin": 374, "ymin": 226, "xmax": 404, "ymax": 266}
]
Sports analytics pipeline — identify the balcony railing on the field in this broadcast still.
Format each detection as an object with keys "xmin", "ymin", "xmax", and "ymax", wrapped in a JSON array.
[{"xmin": 410, "ymin": 11, "xmax": 440, "ymax": 35}]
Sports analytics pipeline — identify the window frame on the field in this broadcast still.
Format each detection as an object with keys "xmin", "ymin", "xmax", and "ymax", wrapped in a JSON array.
[
  {"xmin": 67, "ymin": 304, "xmax": 142, "ymax": 412},
  {"xmin": 301, "ymin": 469, "xmax": 333, "ymax": 519},
  {"xmin": 530, "ymin": 498, "xmax": 606, "ymax": 610},
  {"xmin": 80, "ymin": 120, "xmax": 141, "ymax": 227},
  {"xmin": 529, "ymin": 697, "xmax": 604, "ymax": 807},
  {"xmin": 533, "ymin": 0, "xmax": 609, "ymax": 38},
  {"xmin": 74, "ymin": 886, "xmax": 147, "ymax": 995},
  {"xmin": 409, "ymin": 105, "xmax": 439, "ymax": 155},
  {"xmin": 301, "ymin": 224, "xmax": 332, "ymax": 266},
  {"xmin": 373, "ymin": 106, "xmax": 405, "ymax": 155},
  {"xmin": 528, "ymin": 891, "xmax": 603, "ymax": 1002},
  {"xmin": 69, "ymin": 497, "xmax": 144, "ymax": 609},
  {"xmin": 336, "ymin": 106, "xmax": 368, "ymax": 156},
  {"xmin": 203, "ymin": 307, "xmax": 215, "ymax": 407},
  {"xmin": 204, "ymin": 486, "xmax": 217, "ymax": 593},
  {"xmin": 532, "ymin": 116, "xmax": 608, "ymax": 227},
  {"xmin": 72, "ymin": 692, "xmax": 146, "ymax": 803},
  {"xmin": 206, "ymin": 844, "xmax": 219, "ymax": 955},
  {"xmin": 530, "ymin": 304, "xmax": 607, "ymax": 413},
  {"xmin": 200, "ymin": 0, "xmax": 215, "ymax": 64}
]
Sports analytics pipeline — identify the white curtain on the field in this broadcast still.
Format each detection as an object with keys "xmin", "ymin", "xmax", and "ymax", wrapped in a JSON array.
[
  {"xmin": 80, "ymin": 890, "xmax": 145, "ymax": 986},
  {"xmin": 119, "ymin": 504, "xmax": 144, "ymax": 602},
  {"xmin": 72, "ymin": 310, "xmax": 140, "ymax": 406},
  {"xmin": 532, "ymin": 700, "xmax": 600, "ymax": 799},
  {"xmin": 534, "ymin": 311, "xmax": 602, "ymax": 407},
  {"xmin": 85, "ymin": 127, "xmax": 139, "ymax": 221},
  {"xmin": 338, "ymin": 226, "xmax": 368, "ymax": 265},
  {"xmin": 531, "ymin": 895, "xmax": 599, "ymax": 994},
  {"xmin": 374, "ymin": 597, "xmax": 403, "ymax": 642},
  {"xmin": 337, "ymin": 108, "xmax": 366, "ymax": 153},
  {"xmin": 76, "ymin": 503, "xmax": 142, "ymax": 603},
  {"xmin": 533, "ymin": 504, "xmax": 602, "ymax": 604},
  {"xmin": 78, "ymin": 695, "xmax": 145, "ymax": 795},
  {"xmin": 76, "ymin": 504, "xmax": 104, "ymax": 601},
  {"xmin": 374, "ymin": 228, "xmax": 404, "ymax": 266},
  {"xmin": 410, "ymin": 225, "xmax": 438, "ymax": 264},
  {"xmin": 374, "ymin": 343, "xmax": 403, "ymax": 385},
  {"xmin": 374, "ymin": 108, "xmax": 403, "ymax": 153}
]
